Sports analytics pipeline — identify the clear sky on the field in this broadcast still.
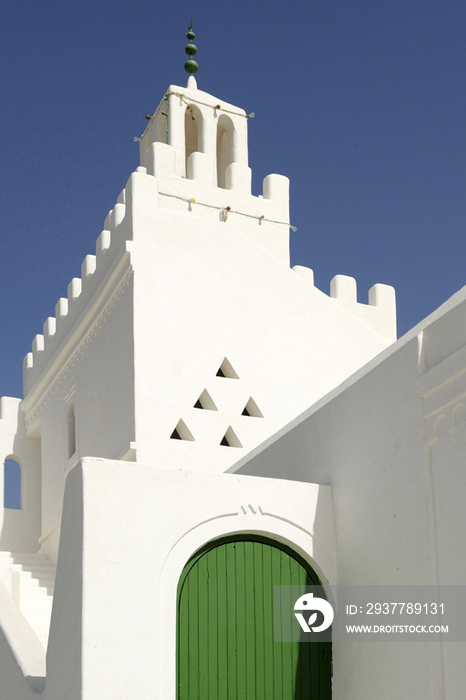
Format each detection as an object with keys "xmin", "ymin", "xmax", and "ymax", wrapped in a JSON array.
[{"xmin": 1, "ymin": 0, "xmax": 465, "ymax": 402}]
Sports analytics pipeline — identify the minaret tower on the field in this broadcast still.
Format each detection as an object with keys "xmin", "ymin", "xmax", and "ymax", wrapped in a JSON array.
[
  {"xmin": 137, "ymin": 22, "xmax": 292, "ymax": 264},
  {"xmin": 17, "ymin": 23, "xmax": 395, "ymax": 566}
]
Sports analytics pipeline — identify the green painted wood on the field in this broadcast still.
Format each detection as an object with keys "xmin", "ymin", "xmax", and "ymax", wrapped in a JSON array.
[{"xmin": 177, "ymin": 536, "xmax": 332, "ymax": 700}]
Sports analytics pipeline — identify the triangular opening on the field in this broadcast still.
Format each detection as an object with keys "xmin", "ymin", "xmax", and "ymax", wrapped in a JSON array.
[
  {"xmin": 216, "ymin": 357, "xmax": 239, "ymax": 379},
  {"xmin": 220, "ymin": 426, "xmax": 242, "ymax": 448},
  {"xmin": 241, "ymin": 397, "xmax": 263, "ymax": 418},
  {"xmin": 170, "ymin": 419, "xmax": 195, "ymax": 441},
  {"xmin": 193, "ymin": 389, "xmax": 217, "ymax": 411}
]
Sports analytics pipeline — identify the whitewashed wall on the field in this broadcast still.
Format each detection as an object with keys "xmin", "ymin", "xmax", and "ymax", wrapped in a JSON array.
[
  {"xmin": 40, "ymin": 457, "xmax": 335, "ymax": 700},
  {"xmin": 232, "ymin": 286, "xmax": 466, "ymax": 699}
]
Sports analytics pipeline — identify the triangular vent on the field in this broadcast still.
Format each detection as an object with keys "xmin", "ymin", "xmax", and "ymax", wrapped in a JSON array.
[
  {"xmin": 241, "ymin": 397, "xmax": 263, "ymax": 418},
  {"xmin": 170, "ymin": 419, "xmax": 195, "ymax": 441},
  {"xmin": 193, "ymin": 389, "xmax": 217, "ymax": 411},
  {"xmin": 216, "ymin": 358, "xmax": 239, "ymax": 379},
  {"xmin": 220, "ymin": 426, "xmax": 242, "ymax": 448}
]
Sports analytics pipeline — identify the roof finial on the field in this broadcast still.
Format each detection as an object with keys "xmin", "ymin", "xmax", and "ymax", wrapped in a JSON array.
[{"xmin": 184, "ymin": 19, "xmax": 199, "ymax": 86}]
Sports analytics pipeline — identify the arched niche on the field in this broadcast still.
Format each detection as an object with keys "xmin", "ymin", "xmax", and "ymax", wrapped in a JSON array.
[
  {"xmin": 144, "ymin": 132, "xmax": 153, "ymax": 153},
  {"xmin": 143, "ymin": 111, "xmax": 167, "ymax": 155},
  {"xmin": 154, "ymin": 110, "xmax": 167, "ymax": 144},
  {"xmin": 177, "ymin": 535, "xmax": 331, "ymax": 700},
  {"xmin": 67, "ymin": 399, "xmax": 76, "ymax": 460},
  {"xmin": 184, "ymin": 104, "xmax": 203, "ymax": 176},
  {"xmin": 216, "ymin": 114, "xmax": 234, "ymax": 188},
  {"xmin": 3, "ymin": 455, "xmax": 22, "ymax": 510}
]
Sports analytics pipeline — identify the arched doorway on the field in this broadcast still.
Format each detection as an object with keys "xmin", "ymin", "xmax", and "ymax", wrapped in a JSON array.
[{"xmin": 177, "ymin": 535, "xmax": 331, "ymax": 700}]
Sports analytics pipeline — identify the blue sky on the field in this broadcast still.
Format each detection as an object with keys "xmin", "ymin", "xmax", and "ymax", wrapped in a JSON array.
[{"xmin": 1, "ymin": 0, "xmax": 465, "ymax": 402}]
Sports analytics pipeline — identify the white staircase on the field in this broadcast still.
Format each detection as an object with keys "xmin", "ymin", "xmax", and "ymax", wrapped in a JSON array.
[{"xmin": 0, "ymin": 551, "xmax": 56, "ymax": 649}]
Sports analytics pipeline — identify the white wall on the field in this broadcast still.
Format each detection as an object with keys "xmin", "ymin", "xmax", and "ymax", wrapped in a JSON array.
[
  {"xmin": 129, "ymin": 181, "xmax": 394, "ymax": 473},
  {"xmin": 18, "ymin": 81, "xmax": 397, "ymax": 555},
  {"xmin": 232, "ymin": 285, "xmax": 466, "ymax": 698},
  {"xmin": 22, "ymin": 256, "xmax": 136, "ymax": 562},
  {"xmin": 41, "ymin": 457, "xmax": 335, "ymax": 700}
]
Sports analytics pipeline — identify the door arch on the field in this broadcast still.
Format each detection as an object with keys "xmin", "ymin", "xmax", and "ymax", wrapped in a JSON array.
[{"xmin": 177, "ymin": 535, "xmax": 331, "ymax": 700}]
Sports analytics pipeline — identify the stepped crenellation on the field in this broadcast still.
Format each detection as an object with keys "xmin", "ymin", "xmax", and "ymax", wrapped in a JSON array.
[
  {"xmin": 23, "ymin": 216, "xmax": 129, "ymax": 398},
  {"xmin": 292, "ymin": 266, "xmax": 396, "ymax": 341}
]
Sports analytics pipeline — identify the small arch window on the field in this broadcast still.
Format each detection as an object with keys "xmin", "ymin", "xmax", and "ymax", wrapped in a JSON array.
[
  {"xmin": 154, "ymin": 110, "xmax": 167, "ymax": 144},
  {"xmin": 185, "ymin": 104, "xmax": 203, "ymax": 176},
  {"xmin": 67, "ymin": 399, "xmax": 76, "ymax": 460},
  {"xmin": 144, "ymin": 132, "xmax": 153, "ymax": 153},
  {"xmin": 216, "ymin": 115, "xmax": 234, "ymax": 188},
  {"xmin": 4, "ymin": 457, "xmax": 21, "ymax": 509}
]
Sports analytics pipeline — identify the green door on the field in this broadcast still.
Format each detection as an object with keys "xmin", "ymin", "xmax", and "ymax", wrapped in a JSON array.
[{"xmin": 177, "ymin": 536, "xmax": 331, "ymax": 700}]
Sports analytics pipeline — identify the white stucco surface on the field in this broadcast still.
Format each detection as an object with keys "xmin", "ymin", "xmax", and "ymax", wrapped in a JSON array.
[
  {"xmin": 1, "ymin": 75, "xmax": 462, "ymax": 700},
  {"xmin": 42, "ymin": 458, "xmax": 335, "ymax": 700},
  {"xmin": 231, "ymin": 285, "xmax": 466, "ymax": 698},
  {"xmin": 11, "ymin": 81, "xmax": 397, "ymax": 565}
]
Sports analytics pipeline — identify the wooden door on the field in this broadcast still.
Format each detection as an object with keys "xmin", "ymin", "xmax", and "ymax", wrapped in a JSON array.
[{"xmin": 177, "ymin": 536, "xmax": 331, "ymax": 700}]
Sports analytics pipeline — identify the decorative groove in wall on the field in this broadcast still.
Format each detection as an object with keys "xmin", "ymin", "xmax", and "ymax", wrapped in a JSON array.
[
  {"xmin": 242, "ymin": 397, "xmax": 263, "ymax": 417},
  {"xmin": 171, "ymin": 359, "xmax": 269, "ymax": 449},
  {"xmin": 238, "ymin": 504, "xmax": 263, "ymax": 515},
  {"xmin": 216, "ymin": 357, "xmax": 239, "ymax": 379},
  {"xmin": 170, "ymin": 419, "xmax": 195, "ymax": 441},
  {"xmin": 220, "ymin": 426, "xmax": 242, "ymax": 448},
  {"xmin": 193, "ymin": 389, "xmax": 217, "ymax": 411}
]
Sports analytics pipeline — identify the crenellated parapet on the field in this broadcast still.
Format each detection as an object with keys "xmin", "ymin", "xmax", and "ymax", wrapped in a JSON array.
[
  {"xmin": 22, "ymin": 185, "xmax": 135, "ymax": 400},
  {"xmin": 24, "ymin": 81, "xmax": 292, "ymax": 396},
  {"xmin": 293, "ymin": 267, "xmax": 397, "ymax": 342},
  {"xmin": 22, "ymin": 80, "xmax": 397, "ymax": 408}
]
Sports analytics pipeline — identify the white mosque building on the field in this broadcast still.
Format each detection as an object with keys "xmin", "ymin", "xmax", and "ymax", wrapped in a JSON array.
[{"xmin": 0, "ymin": 28, "xmax": 464, "ymax": 700}]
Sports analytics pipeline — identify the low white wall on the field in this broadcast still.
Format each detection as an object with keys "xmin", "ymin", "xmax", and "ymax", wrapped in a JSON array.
[{"xmin": 43, "ymin": 457, "xmax": 334, "ymax": 700}]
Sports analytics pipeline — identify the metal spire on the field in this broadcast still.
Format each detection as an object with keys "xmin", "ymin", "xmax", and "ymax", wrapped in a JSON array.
[{"xmin": 184, "ymin": 20, "xmax": 199, "ymax": 76}]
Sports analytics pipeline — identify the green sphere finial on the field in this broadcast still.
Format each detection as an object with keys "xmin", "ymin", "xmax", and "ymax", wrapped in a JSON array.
[{"xmin": 184, "ymin": 19, "xmax": 199, "ymax": 75}]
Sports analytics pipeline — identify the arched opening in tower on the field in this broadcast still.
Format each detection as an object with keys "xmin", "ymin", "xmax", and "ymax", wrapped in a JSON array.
[
  {"xmin": 185, "ymin": 104, "xmax": 202, "ymax": 176},
  {"xmin": 216, "ymin": 115, "xmax": 234, "ymax": 188}
]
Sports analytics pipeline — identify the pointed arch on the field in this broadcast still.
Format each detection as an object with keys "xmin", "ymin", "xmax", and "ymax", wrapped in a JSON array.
[
  {"xmin": 154, "ymin": 110, "xmax": 167, "ymax": 144},
  {"xmin": 67, "ymin": 398, "xmax": 76, "ymax": 460},
  {"xmin": 185, "ymin": 104, "xmax": 203, "ymax": 176},
  {"xmin": 216, "ymin": 114, "xmax": 234, "ymax": 188}
]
